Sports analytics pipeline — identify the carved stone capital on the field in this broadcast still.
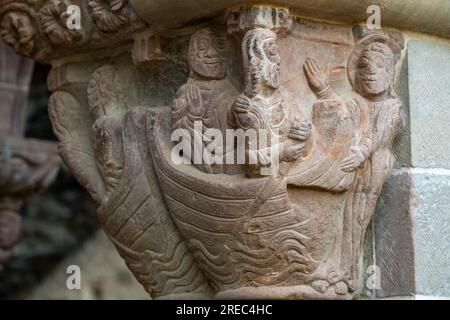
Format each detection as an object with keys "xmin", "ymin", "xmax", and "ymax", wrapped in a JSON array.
[{"xmin": 1, "ymin": 1, "xmax": 434, "ymax": 299}]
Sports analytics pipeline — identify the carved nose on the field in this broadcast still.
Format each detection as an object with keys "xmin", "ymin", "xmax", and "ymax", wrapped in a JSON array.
[{"xmin": 205, "ymin": 47, "xmax": 217, "ymax": 58}]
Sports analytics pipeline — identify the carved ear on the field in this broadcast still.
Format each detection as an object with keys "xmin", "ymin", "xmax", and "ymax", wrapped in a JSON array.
[{"xmin": 48, "ymin": 91, "xmax": 106, "ymax": 203}]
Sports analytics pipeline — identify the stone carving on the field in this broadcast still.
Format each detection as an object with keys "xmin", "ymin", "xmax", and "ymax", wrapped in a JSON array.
[
  {"xmin": 2, "ymin": 2, "xmax": 407, "ymax": 299},
  {"xmin": 0, "ymin": 10, "xmax": 36, "ymax": 57},
  {"xmin": 0, "ymin": 39, "xmax": 60, "ymax": 270},
  {"xmin": 38, "ymin": 0, "xmax": 82, "ymax": 45},
  {"xmin": 171, "ymin": 27, "xmax": 240, "ymax": 175},
  {"xmin": 302, "ymin": 33, "xmax": 406, "ymax": 294},
  {"xmin": 0, "ymin": 0, "xmax": 147, "ymax": 61},
  {"xmin": 88, "ymin": 0, "xmax": 144, "ymax": 33},
  {"xmin": 232, "ymin": 28, "xmax": 312, "ymax": 178},
  {"xmin": 87, "ymin": 64, "xmax": 126, "ymax": 199}
]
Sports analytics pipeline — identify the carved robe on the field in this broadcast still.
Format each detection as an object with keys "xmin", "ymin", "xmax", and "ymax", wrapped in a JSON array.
[
  {"xmin": 232, "ymin": 88, "xmax": 310, "ymax": 178},
  {"xmin": 172, "ymin": 78, "xmax": 240, "ymax": 174},
  {"xmin": 342, "ymin": 93, "xmax": 406, "ymax": 284}
]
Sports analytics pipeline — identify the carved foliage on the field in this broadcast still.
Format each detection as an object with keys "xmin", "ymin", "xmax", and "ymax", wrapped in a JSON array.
[
  {"xmin": 38, "ymin": 0, "xmax": 82, "ymax": 45},
  {"xmin": 88, "ymin": 0, "xmax": 144, "ymax": 33},
  {"xmin": 0, "ymin": 10, "xmax": 36, "ymax": 56}
]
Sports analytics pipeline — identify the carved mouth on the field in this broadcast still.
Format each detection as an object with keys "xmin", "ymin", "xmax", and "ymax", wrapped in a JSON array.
[{"xmin": 203, "ymin": 59, "xmax": 221, "ymax": 65}]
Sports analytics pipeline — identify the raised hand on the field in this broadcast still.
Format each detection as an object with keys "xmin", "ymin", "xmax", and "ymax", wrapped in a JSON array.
[
  {"xmin": 232, "ymin": 94, "xmax": 253, "ymax": 128},
  {"xmin": 186, "ymin": 83, "xmax": 204, "ymax": 117},
  {"xmin": 303, "ymin": 58, "xmax": 328, "ymax": 94}
]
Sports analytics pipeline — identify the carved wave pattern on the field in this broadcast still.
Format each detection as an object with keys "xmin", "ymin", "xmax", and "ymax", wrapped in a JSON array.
[
  {"xmin": 148, "ymin": 109, "xmax": 316, "ymax": 291},
  {"xmin": 98, "ymin": 109, "xmax": 211, "ymax": 298}
]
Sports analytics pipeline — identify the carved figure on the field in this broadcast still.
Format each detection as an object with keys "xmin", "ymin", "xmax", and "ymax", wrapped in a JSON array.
[
  {"xmin": 231, "ymin": 28, "xmax": 312, "ymax": 177},
  {"xmin": 172, "ymin": 27, "xmax": 239, "ymax": 174},
  {"xmin": 303, "ymin": 34, "xmax": 406, "ymax": 294},
  {"xmin": 87, "ymin": 65, "xmax": 127, "ymax": 199}
]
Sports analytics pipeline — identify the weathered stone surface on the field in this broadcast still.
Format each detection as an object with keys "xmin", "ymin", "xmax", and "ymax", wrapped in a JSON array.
[
  {"xmin": 130, "ymin": 0, "xmax": 450, "ymax": 38},
  {"xmin": 408, "ymin": 40, "xmax": 450, "ymax": 169},
  {"xmin": 26, "ymin": 231, "xmax": 148, "ymax": 300},
  {"xmin": 3, "ymin": 1, "xmax": 448, "ymax": 300},
  {"xmin": 373, "ymin": 170, "xmax": 415, "ymax": 298},
  {"xmin": 410, "ymin": 169, "xmax": 450, "ymax": 298},
  {"xmin": 36, "ymin": 6, "xmax": 406, "ymax": 299}
]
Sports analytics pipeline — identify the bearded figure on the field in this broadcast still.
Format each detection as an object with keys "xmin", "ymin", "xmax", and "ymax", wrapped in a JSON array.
[
  {"xmin": 232, "ymin": 28, "xmax": 312, "ymax": 178},
  {"xmin": 304, "ymin": 34, "xmax": 406, "ymax": 294}
]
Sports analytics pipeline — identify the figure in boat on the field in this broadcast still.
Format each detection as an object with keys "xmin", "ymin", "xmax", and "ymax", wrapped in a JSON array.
[
  {"xmin": 231, "ymin": 28, "xmax": 312, "ymax": 178},
  {"xmin": 171, "ymin": 27, "xmax": 240, "ymax": 175}
]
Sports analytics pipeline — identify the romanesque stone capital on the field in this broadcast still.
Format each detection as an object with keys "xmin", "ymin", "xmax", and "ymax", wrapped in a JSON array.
[{"xmin": 1, "ymin": 0, "xmax": 449, "ymax": 299}]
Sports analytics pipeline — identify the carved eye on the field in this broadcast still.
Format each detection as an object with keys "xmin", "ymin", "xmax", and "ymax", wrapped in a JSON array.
[
  {"xmin": 358, "ymin": 57, "xmax": 369, "ymax": 68},
  {"xmin": 214, "ymin": 38, "xmax": 226, "ymax": 51},
  {"xmin": 265, "ymin": 41, "xmax": 279, "ymax": 60},
  {"xmin": 198, "ymin": 38, "xmax": 209, "ymax": 51},
  {"xmin": 375, "ymin": 56, "xmax": 385, "ymax": 68}
]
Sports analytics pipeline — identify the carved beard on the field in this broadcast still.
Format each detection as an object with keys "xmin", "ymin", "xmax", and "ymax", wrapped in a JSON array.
[{"xmin": 262, "ymin": 61, "xmax": 280, "ymax": 90}]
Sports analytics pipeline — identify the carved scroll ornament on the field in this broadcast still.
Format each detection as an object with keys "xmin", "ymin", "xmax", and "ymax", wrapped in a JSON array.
[{"xmin": 17, "ymin": 4, "xmax": 406, "ymax": 299}]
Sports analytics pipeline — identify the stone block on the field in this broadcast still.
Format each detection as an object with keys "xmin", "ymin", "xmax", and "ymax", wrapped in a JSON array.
[
  {"xmin": 410, "ymin": 169, "xmax": 450, "ymax": 297},
  {"xmin": 408, "ymin": 39, "xmax": 450, "ymax": 169}
]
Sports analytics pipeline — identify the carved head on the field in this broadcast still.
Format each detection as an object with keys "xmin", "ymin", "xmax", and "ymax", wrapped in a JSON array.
[
  {"xmin": 87, "ymin": 65, "xmax": 126, "ymax": 119},
  {"xmin": 242, "ymin": 28, "xmax": 281, "ymax": 97},
  {"xmin": 348, "ymin": 35, "xmax": 403, "ymax": 100},
  {"xmin": 355, "ymin": 42, "xmax": 395, "ymax": 97},
  {"xmin": 188, "ymin": 27, "xmax": 227, "ymax": 80}
]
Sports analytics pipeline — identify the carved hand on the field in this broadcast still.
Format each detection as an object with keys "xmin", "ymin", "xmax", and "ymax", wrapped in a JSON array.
[
  {"xmin": 233, "ymin": 94, "xmax": 252, "ymax": 128},
  {"xmin": 303, "ymin": 58, "xmax": 329, "ymax": 94},
  {"xmin": 289, "ymin": 120, "xmax": 312, "ymax": 142},
  {"xmin": 281, "ymin": 142, "xmax": 306, "ymax": 162},
  {"xmin": 340, "ymin": 146, "xmax": 366, "ymax": 172},
  {"xmin": 186, "ymin": 83, "xmax": 204, "ymax": 117}
]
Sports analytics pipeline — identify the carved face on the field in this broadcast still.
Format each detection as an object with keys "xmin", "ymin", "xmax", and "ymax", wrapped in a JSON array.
[
  {"xmin": 243, "ymin": 28, "xmax": 281, "ymax": 96},
  {"xmin": 87, "ymin": 65, "xmax": 124, "ymax": 118},
  {"xmin": 356, "ymin": 48, "xmax": 393, "ymax": 97},
  {"xmin": 188, "ymin": 28, "xmax": 227, "ymax": 79},
  {"xmin": 261, "ymin": 38, "xmax": 281, "ymax": 90}
]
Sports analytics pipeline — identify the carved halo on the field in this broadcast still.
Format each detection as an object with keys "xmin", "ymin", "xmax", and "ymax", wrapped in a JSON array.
[{"xmin": 347, "ymin": 34, "xmax": 403, "ymax": 89}]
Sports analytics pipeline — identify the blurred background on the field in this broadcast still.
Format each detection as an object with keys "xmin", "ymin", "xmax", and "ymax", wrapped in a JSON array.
[{"xmin": 0, "ymin": 63, "xmax": 148, "ymax": 300}]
